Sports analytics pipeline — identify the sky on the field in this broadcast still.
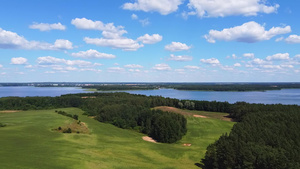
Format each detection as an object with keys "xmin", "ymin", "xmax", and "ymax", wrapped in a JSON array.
[{"xmin": 0, "ymin": 0, "xmax": 299, "ymax": 82}]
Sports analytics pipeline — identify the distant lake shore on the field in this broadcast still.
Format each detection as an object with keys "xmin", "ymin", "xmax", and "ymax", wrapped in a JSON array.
[{"xmin": 1, "ymin": 86, "xmax": 300, "ymax": 105}]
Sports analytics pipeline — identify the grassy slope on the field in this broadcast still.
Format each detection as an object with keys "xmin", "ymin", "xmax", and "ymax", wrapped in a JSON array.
[{"xmin": 0, "ymin": 108, "xmax": 234, "ymax": 169}]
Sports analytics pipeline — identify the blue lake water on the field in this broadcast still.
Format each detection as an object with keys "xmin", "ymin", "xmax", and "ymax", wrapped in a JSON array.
[
  {"xmin": 0, "ymin": 86, "xmax": 300, "ymax": 105},
  {"xmin": 0, "ymin": 86, "xmax": 91, "ymax": 97}
]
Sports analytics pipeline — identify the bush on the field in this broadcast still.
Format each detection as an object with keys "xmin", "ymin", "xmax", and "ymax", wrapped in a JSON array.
[
  {"xmin": 63, "ymin": 128, "xmax": 72, "ymax": 133},
  {"xmin": 0, "ymin": 123, "xmax": 6, "ymax": 127}
]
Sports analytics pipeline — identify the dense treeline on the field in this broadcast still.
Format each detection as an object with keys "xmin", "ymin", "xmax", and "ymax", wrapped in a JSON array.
[
  {"xmin": 0, "ymin": 96, "xmax": 82, "ymax": 110},
  {"xmin": 201, "ymin": 103, "xmax": 300, "ymax": 169},
  {"xmin": 0, "ymin": 93, "xmax": 186, "ymax": 143}
]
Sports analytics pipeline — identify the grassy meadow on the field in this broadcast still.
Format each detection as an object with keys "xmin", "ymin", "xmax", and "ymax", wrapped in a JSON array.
[{"xmin": 0, "ymin": 108, "xmax": 234, "ymax": 169}]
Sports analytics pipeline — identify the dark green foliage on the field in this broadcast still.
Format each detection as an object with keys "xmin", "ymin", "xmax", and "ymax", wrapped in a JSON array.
[
  {"xmin": 58, "ymin": 126, "xmax": 62, "ymax": 130},
  {"xmin": 63, "ymin": 128, "xmax": 72, "ymax": 133},
  {"xmin": 0, "ymin": 123, "xmax": 6, "ymax": 127},
  {"xmin": 72, "ymin": 115, "xmax": 78, "ymax": 120},
  {"xmin": 202, "ymin": 108, "xmax": 300, "ymax": 169}
]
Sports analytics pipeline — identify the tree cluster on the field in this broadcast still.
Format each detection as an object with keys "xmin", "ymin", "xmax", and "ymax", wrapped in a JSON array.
[{"xmin": 201, "ymin": 103, "xmax": 300, "ymax": 169}]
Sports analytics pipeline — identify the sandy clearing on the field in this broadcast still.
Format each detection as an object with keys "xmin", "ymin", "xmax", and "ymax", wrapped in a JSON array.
[
  {"xmin": 0, "ymin": 110, "xmax": 21, "ymax": 113},
  {"xmin": 142, "ymin": 136, "xmax": 157, "ymax": 143},
  {"xmin": 193, "ymin": 115, "xmax": 208, "ymax": 118},
  {"xmin": 183, "ymin": 143, "xmax": 192, "ymax": 146}
]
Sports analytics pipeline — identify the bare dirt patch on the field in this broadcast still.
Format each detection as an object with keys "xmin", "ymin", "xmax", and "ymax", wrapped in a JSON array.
[
  {"xmin": 193, "ymin": 115, "xmax": 208, "ymax": 118},
  {"xmin": 154, "ymin": 106, "xmax": 233, "ymax": 121},
  {"xmin": 0, "ymin": 110, "xmax": 21, "ymax": 113},
  {"xmin": 183, "ymin": 143, "xmax": 192, "ymax": 146},
  {"xmin": 142, "ymin": 136, "xmax": 157, "ymax": 143}
]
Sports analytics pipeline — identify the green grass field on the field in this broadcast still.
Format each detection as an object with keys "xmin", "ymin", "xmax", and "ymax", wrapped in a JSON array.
[{"xmin": 0, "ymin": 108, "xmax": 234, "ymax": 169}]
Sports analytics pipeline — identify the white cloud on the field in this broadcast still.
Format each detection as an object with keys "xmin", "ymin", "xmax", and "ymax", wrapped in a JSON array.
[
  {"xmin": 71, "ymin": 49, "xmax": 116, "ymax": 59},
  {"xmin": 251, "ymin": 58, "xmax": 269, "ymax": 65},
  {"xmin": 53, "ymin": 39, "xmax": 73, "ymax": 50},
  {"xmin": 0, "ymin": 64, "xmax": 3, "ymax": 68},
  {"xmin": 137, "ymin": 34, "xmax": 162, "ymax": 44},
  {"xmin": 25, "ymin": 65, "xmax": 33, "ymax": 68},
  {"xmin": 11, "ymin": 57, "xmax": 28, "ymax": 65},
  {"xmin": 260, "ymin": 65, "xmax": 282, "ymax": 69},
  {"xmin": 71, "ymin": 18, "xmax": 127, "ymax": 39},
  {"xmin": 295, "ymin": 55, "xmax": 300, "ymax": 59},
  {"xmin": 29, "ymin": 22, "xmax": 66, "ymax": 31},
  {"xmin": 131, "ymin": 14, "xmax": 138, "ymax": 20},
  {"xmin": 221, "ymin": 65, "xmax": 234, "ymax": 71},
  {"xmin": 204, "ymin": 21, "xmax": 291, "ymax": 43},
  {"xmin": 285, "ymin": 35, "xmax": 300, "ymax": 44},
  {"xmin": 234, "ymin": 63, "xmax": 241, "ymax": 67},
  {"xmin": 184, "ymin": 65, "xmax": 200, "ymax": 69},
  {"xmin": 122, "ymin": 0, "xmax": 184, "ymax": 15},
  {"xmin": 139, "ymin": 18, "xmax": 150, "ymax": 26},
  {"xmin": 152, "ymin": 63, "xmax": 171, "ymax": 71},
  {"xmin": 37, "ymin": 56, "xmax": 94, "ymax": 68},
  {"xmin": 129, "ymin": 69, "xmax": 141, "ymax": 72},
  {"xmin": 275, "ymin": 37, "xmax": 284, "ymax": 42},
  {"xmin": 84, "ymin": 37, "xmax": 144, "ymax": 51},
  {"xmin": 45, "ymin": 71, "xmax": 55, "ymax": 74},
  {"xmin": 200, "ymin": 58, "xmax": 220, "ymax": 65},
  {"xmin": 187, "ymin": 0, "xmax": 279, "ymax": 18},
  {"xmin": 124, "ymin": 64, "xmax": 143, "ymax": 68},
  {"xmin": 266, "ymin": 53, "xmax": 290, "ymax": 61},
  {"xmin": 243, "ymin": 53, "xmax": 255, "ymax": 59},
  {"xmin": 107, "ymin": 67, "xmax": 125, "ymax": 72},
  {"xmin": 165, "ymin": 42, "xmax": 191, "ymax": 51},
  {"xmin": 0, "ymin": 28, "xmax": 73, "ymax": 50},
  {"xmin": 168, "ymin": 54, "xmax": 193, "ymax": 61}
]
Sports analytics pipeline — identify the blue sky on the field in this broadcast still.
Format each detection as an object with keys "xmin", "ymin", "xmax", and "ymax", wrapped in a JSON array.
[{"xmin": 0, "ymin": 0, "xmax": 300, "ymax": 82}]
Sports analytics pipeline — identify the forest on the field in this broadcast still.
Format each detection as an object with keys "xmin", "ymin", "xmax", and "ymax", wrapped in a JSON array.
[{"xmin": 0, "ymin": 92, "xmax": 299, "ymax": 167}]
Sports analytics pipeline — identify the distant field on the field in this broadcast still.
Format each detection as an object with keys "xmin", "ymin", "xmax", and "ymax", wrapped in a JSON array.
[{"xmin": 0, "ymin": 108, "xmax": 234, "ymax": 169}]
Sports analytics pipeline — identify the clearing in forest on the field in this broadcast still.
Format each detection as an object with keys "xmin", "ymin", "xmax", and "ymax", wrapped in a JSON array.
[{"xmin": 154, "ymin": 106, "xmax": 232, "ymax": 121}]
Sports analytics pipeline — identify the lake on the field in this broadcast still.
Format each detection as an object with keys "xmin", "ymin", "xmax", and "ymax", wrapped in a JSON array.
[{"xmin": 0, "ymin": 86, "xmax": 299, "ymax": 105}]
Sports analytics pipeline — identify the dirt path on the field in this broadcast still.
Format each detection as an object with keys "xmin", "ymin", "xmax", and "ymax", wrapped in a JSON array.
[
  {"xmin": 0, "ymin": 110, "xmax": 21, "ymax": 113},
  {"xmin": 193, "ymin": 115, "xmax": 208, "ymax": 118},
  {"xmin": 142, "ymin": 136, "xmax": 157, "ymax": 143}
]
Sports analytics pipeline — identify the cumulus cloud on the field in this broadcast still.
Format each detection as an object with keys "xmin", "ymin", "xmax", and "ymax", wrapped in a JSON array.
[
  {"xmin": 29, "ymin": 22, "xmax": 66, "ymax": 31},
  {"xmin": 186, "ymin": 0, "xmax": 279, "ymax": 18},
  {"xmin": 285, "ymin": 35, "xmax": 300, "ymax": 44},
  {"xmin": 131, "ymin": 14, "xmax": 138, "ymax": 20},
  {"xmin": 184, "ymin": 65, "xmax": 200, "ymax": 70},
  {"xmin": 152, "ymin": 63, "xmax": 171, "ymax": 71},
  {"xmin": 234, "ymin": 63, "xmax": 241, "ymax": 67},
  {"xmin": 73, "ymin": 18, "xmax": 159, "ymax": 51},
  {"xmin": 204, "ymin": 21, "xmax": 291, "ymax": 43},
  {"xmin": 71, "ymin": 49, "xmax": 116, "ymax": 59},
  {"xmin": 200, "ymin": 58, "xmax": 220, "ymax": 66},
  {"xmin": 165, "ymin": 42, "xmax": 191, "ymax": 52},
  {"xmin": 107, "ymin": 67, "xmax": 125, "ymax": 72},
  {"xmin": 243, "ymin": 53, "xmax": 255, "ymax": 59},
  {"xmin": 0, "ymin": 28, "xmax": 73, "ymax": 50},
  {"xmin": 137, "ymin": 34, "xmax": 162, "ymax": 44},
  {"xmin": 168, "ymin": 54, "xmax": 193, "ymax": 61},
  {"xmin": 266, "ymin": 53, "xmax": 290, "ymax": 61},
  {"xmin": 122, "ymin": 0, "xmax": 184, "ymax": 15},
  {"xmin": 11, "ymin": 57, "xmax": 28, "ymax": 65},
  {"xmin": 251, "ymin": 58, "xmax": 269, "ymax": 65},
  {"xmin": 37, "ymin": 56, "xmax": 94, "ymax": 67},
  {"xmin": 139, "ymin": 18, "xmax": 150, "ymax": 26},
  {"xmin": 124, "ymin": 64, "xmax": 143, "ymax": 68},
  {"xmin": 84, "ymin": 37, "xmax": 144, "ymax": 51},
  {"xmin": 72, "ymin": 18, "xmax": 128, "ymax": 39}
]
